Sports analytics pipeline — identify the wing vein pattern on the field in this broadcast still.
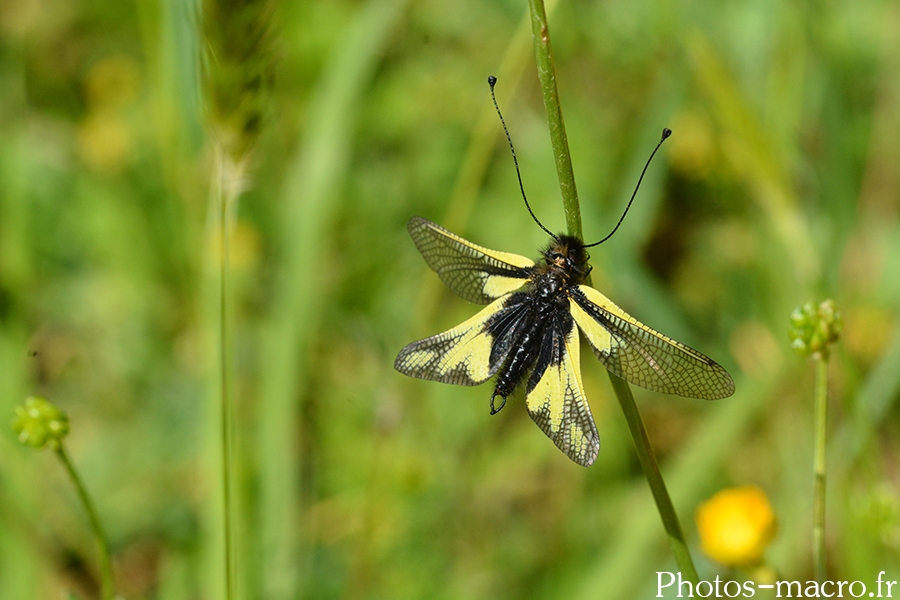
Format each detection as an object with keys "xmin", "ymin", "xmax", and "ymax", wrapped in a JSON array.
[
  {"xmin": 524, "ymin": 310, "xmax": 600, "ymax": 466},
  {"xmin": 394, "ymin": 296, "xmax": 529, "ymax": 386},
  {"xmin": 569, "ymin": 285, "xmax": 734, "ymax": 400},
  {"xmin": 407, "ymin": 216, "xmax": 534, "ymax": 304}
]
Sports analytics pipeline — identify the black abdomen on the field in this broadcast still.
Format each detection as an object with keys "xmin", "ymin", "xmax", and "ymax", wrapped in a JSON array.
[{"xmin": 491, "ymin": 270, "xmax": 568, "ymax": 400}]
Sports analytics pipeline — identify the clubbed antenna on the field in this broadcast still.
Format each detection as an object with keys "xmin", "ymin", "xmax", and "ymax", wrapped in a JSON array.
[
  {"xmin": 582, "ymin": 128, "xmax": 671, "ymax": 248},
  {"xmin": 488, "ymin": 76, "xmax": 560, "ymax": 244}
]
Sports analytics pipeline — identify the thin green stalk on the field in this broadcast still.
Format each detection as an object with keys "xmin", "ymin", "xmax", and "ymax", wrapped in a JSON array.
[
  {"xmin": 201, "ymin": 0, "xmax": 274, "ymax": 593},
  {"xmin": 527, "ymin": 0, "xmax": 582, "ymax": 237},
  {"xmin": 813, "ymin": 356, "xmax": 828, "ymax": 583},
  {"xmin": 56, "ymin": 445, "xmax": 114, "ymax": 600},
  {"xmin": 790, "ymin": 300, "xmax": 840, "ymax": 582},
  {"xmin": 608, "ymin": 374, "xmax": 700, "ymax": 582},
  {"xmin": 526, "ymin": 0, "xmax": 699, "ymax": 583},
  {"xmin": 214, "ymin": 154, "xmax": 239, "ymax": 600}
]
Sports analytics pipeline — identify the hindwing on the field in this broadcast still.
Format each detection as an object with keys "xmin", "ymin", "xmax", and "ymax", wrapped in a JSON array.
[
  {"xmin": 407, "ymin": 217, "xmax": 534, "ymax": 304},
  {"xmin": 569, "ymin": 285, "xmax": 734, "ymax": 400},
  {"xmin": 524, "ymin": 310, "xmax": 600, "ymax": 467}
]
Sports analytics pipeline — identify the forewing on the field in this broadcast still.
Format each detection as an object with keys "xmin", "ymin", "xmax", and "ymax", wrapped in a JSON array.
[
  {"xmin": 395, "ymin": 295, "xmax": 529, "ymax": 386},
  {"xmin": 569, "ymin": 285, "xmax": 735, "ymax": 400},
  {"xmin": 407, "ymin": 216, "xmax": 535, "ymax": 304},
  {"xmin": 524, "ymin": 311, "xmax": 600, "ymax": 467}
]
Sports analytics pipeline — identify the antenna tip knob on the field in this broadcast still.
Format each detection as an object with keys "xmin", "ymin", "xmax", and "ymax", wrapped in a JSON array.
[
  {"xmin": 661, "ymin": 127, "xmax": 672, "ymax": 140},
  {"xmin": 488, "ymin": 75, "xmax": 497, "ymax": 87}
]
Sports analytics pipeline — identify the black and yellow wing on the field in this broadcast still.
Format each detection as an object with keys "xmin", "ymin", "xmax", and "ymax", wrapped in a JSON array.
[
  {"xmin": 395, "ymin": 295, "xmax": 531, "ymax": 386},
  {"xmin": 569, "ymin": 285, "xmax": 735, "ymax": 400},
  {"xmin": 524, "ymin": 312, "xmax": 600, "ymax": 466},
  {"xmin": 407, "ymin": 216, "xmax": 534, "ymax": 304}
]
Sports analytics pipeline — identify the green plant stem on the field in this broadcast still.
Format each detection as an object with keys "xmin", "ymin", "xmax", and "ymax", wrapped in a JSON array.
[
  {"xmin": 527, "ymin": 0, "xmax": 699, "ymax": 583},
  {"xmin": 55, "ymin": 445, "xmax": 114, "ymax": 600},
  {"xmin": 813, "ymin": 355, "xmax": 828, "ymax": 583},
  {"xmin": 608, "ymin": 374, "xmax": 700, "ymax": 583},
  {"xmin": 215, "ymin": 153, "xmax": 238, "ymax": 600},
  {"xmin": 527, "ymin": 0, "xmax": 582, "ymax": 237}
]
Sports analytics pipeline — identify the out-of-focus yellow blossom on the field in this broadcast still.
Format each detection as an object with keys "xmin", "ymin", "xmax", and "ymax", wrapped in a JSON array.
[
  {"xmin": 84, "ymin": 55, "xmax": 141, "ymax": 109},
  {"xmin": 77, "ymin": 111, "xmax": 131, "ymax": 173},
  {"xmin": 207, "ymin": 219, "xmax": 262, "ymax": 271},
  {"xmin": 696, "ymin": 485, "xmax": 776, "ymax": 567},
  {"xmin": 840, "ymin": 305, "xmax": 890, "ymax": 366},
  {"xmin": 667, "ymin": 111, "xmax": 715, "ymax": 179},
  {"xmin": 77, "ymin": 56, "xmax": 141, "ymax": 173}
]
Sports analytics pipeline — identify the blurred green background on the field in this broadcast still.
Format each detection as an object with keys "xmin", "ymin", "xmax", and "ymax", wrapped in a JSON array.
[{"xmin": 2, "ymin": 0, "xmax": 899, "ymax": 598}]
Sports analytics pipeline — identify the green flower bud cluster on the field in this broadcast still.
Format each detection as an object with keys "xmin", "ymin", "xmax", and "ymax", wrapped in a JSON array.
[
  {"xmin": 12, "ymin": 396, "xmax": 69, "ymax": 450},
  {"xmin": 789, "ymin": 300, "xmax": 843, "ymax": 358}
]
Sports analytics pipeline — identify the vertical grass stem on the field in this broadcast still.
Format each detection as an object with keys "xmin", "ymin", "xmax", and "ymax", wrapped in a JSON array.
[
  {"xmin": 527, "ymin": 0, "xmax": 699, "ymax": 582},
  {"xmin": 813, "ymin": 356, "xmax": 828, "ymax": 582},
  {"xmin": 56, "ymin": 445, "xmax": 114, "ymax": 600},
  {"xmin": 608, "ymin": 374, "xmax": 701, "ymax": 583},
  {"xmin": 526, "ymin": 0, "xmax": 582, "ymax": 237},
  {"xmin": 214, "ymin": 152, "xmax": 240, "ymax": 600}
]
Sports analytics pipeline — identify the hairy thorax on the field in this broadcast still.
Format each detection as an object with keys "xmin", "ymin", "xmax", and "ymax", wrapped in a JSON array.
[{"xmin": 491, "ymin": 234, "xmax": 590, "ymax": 398}]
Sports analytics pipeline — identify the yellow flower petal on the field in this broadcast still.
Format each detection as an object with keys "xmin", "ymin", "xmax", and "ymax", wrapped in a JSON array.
[{"xmin": 696, "ymin": 485, "xmax": 777, "ymax": 567}]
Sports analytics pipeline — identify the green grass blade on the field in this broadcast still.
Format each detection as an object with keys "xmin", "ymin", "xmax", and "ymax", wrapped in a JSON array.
[{"xmin": 256, "ymin": 1, "xmax": 411, "ymax": 597}]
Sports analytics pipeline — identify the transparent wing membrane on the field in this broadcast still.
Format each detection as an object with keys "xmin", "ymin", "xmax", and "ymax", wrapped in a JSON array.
[
  {"xmin": 395, "ymin": 296, "xmax": 528, "ymax": 386},
  {"xmin": 407, "ymin": 217, "xmax": 534, "ymax": 304},
  {"xmin": 570, "ymin": 286, "xmax": 734, "ymax": 400},
  {"xmin": 524, "ymin": 313, "xmax": 600, "ymax": 467}
]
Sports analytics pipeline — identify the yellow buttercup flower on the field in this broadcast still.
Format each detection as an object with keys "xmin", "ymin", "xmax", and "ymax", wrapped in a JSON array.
[{"xmin": 696, "ymin": 485, "xmax": 776, "ymax": 567}]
